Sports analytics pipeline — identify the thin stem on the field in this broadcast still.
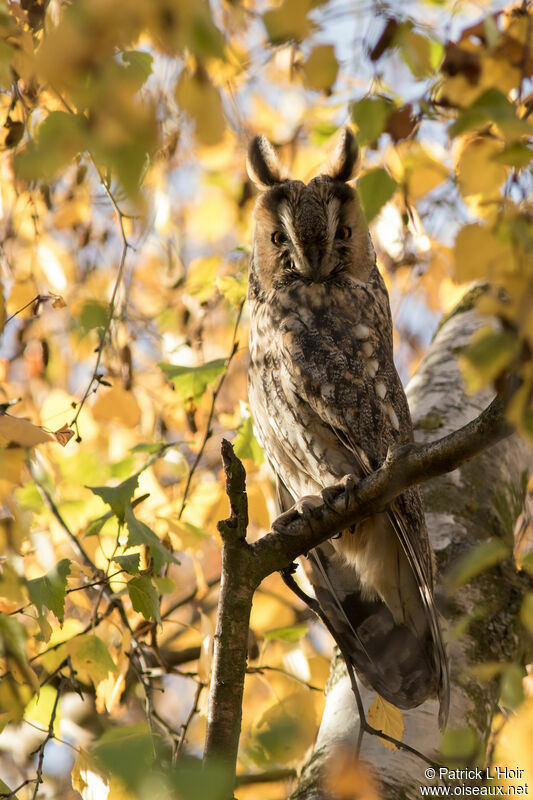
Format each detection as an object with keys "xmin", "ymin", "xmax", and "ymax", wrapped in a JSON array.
[
  {"xmin": 178, "ymin": 300, "xmax": 245, "ymax": 520},
  {"xmin": 31, "ymin": 679, "xmax": 63, "ymax": 800},
  {"xmin": 176, "ymin": 682, "xmax": 204, "ymax": 760}
]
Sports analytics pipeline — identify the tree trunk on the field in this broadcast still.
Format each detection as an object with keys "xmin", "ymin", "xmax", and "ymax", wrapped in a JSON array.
[{"xmin": 290, "ymin": 301, "xmax": 532, "ymax": 800}]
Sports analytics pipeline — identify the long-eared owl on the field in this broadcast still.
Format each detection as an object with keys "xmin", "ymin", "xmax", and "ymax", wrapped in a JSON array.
[{"xmin": 246, "ymin": 128, "xmax": 449, "ymax": 726}]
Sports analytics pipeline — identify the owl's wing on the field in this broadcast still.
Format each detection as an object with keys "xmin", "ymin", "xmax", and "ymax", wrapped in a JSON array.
[{"xmin": 278, "ymin": 337, "xmax": 450, "ymax": 726}]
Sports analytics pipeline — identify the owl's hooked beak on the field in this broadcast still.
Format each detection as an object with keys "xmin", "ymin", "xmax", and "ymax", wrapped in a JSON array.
[{"xmin": 301, "ymin": 245, "xmax": 322, "ymax": 281}]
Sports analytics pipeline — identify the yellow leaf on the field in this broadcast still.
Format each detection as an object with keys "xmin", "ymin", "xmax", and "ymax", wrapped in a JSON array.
[
  {"xmin": 453, "ymin": 222, "xmax": 516, "ymax": 283},
  {"xmin": 181, "ymin": 480, "xmax": 228, "ymax": 531},
  {"xmin": 53, "ymin": 199, "xmax": 90, "ymax": 230},
  {"xmin": 263, "ymin": 0, "xmax": 313, "ymax": 44},
  {"xmin": 455, "ymin": 136, "xmax": 507, "ymax": 199},
  {"xmin": 323, "ymin": 748, "xmax": 381, "ymax": 800},
  {"xmin": 0, "ymin": 449, "xmax": 26, "ymax": 484},
  {"xmin": 367, "ymin": 694, "xmax": 404, "ymax": 750},
  {"xmin": 184, "ymin": 256, "xmax": 221, "ymax": 300},
  {"xmin": 250, "ymin": 689, "xmax": 317, "ymax": 765},
  {"xmin": 67, "ymin": 634, "xmax": 117, "ymax": 688},
  {"xmin": 6, "ymin": 281, "xmax": 36, "ymax": 318},
  {"xmin": 250, "ymin": 593, "xmax": 296, "ymax": 633},
  {"xmin": 186, "ymin": 189, "xmax": 237, "ymax": 243},
  {"xmin": 388, "ymin": 142, "xmax": 448, "ymax": 200},
  {"xmin": 0, "ymin": 415, "xmax": 54, "ymax": 448},
  {"xmin": 95, "ymin": 631, "xmax": 130, "ymax": 714},
  {"xmin": 176, "ymin": 68, "xmax": 225, "ymax": 146},
  {"xmin": 72, "ymin": 750, "xmax": 109, "ymax": 800},
  {"xmin": 493, "ymin": 697, "xmax": 533, "ymax": 789},
  {"xmin": 25, "ymin": 686, "xmax": 60, "ymax": 731},
  {"xmin": 302, "ymin": 45, "xmax": 338, "ymax": 92},
  {"xmin": 92, "ymin": 387, "xmax": 141, "ymax": 428}
]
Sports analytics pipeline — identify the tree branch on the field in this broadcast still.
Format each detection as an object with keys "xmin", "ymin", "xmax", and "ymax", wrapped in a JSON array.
[
  {"xmin": 251, "ymin": 388, "xmax": 513, "ymax": 579},
  {"xmin": 203, "ymin": 439, "xmax": 254, "ymax": 796}
]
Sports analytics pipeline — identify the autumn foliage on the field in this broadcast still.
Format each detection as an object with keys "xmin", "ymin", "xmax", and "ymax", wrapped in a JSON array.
[{"xmin": 0, "ymin": 0, "xmax": 532, "ymax": 798}]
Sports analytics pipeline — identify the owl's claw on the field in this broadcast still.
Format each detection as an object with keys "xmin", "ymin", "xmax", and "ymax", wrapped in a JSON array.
[
  {"xmin": 272, "ymin": 494, "xmax": 323, "ymax": 535},
  {"xmin": 322, "ymin": 474, "xmax": 358, "ymax": 514}
]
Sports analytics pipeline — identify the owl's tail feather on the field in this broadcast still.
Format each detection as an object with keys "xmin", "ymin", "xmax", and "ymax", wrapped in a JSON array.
[
  {"xmin": 307, "ymin": 543, "xmax": 440, "ymax": 713},
  {"xmin": 386, "ymin": 508, "xmax": 450, "ymax": 729}
]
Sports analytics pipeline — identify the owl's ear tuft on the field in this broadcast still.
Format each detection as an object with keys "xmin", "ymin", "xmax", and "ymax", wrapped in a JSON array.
[
  {"xmin": 247, "ymin": 135, "xmax": 286, "ymax": 189},
  {"xmin": 322, "ymin": 127, "xmax": 359, "ymax": 182}
]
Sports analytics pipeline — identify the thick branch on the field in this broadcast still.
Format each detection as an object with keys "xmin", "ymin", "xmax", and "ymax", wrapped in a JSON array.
[
  {"xmin": 203, "ymin": 440, "xmax": 255, "ymax": 797},
  {"xmin": 251, "ymin": 390, "xmax": 513, "ymax": 578}
]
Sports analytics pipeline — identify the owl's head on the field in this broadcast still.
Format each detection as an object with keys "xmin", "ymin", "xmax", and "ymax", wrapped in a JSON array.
[{"xmin": 247, "ymin": 128, "xmax": 375, "ymax": 291}]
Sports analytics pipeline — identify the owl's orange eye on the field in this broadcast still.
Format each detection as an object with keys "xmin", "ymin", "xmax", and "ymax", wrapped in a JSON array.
[
  {"xmin": 271, "ymin": 230, "xmax": 288, "ymax": 247},
  {"xmin": 335, "ymin": 225, "xmax": 352, "ymax": 240}
]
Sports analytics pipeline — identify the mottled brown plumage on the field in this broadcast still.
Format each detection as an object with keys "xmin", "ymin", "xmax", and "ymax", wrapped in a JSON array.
[{"xmin": 246, "ymin": 129, "xmax": 449, "ymax": 726}]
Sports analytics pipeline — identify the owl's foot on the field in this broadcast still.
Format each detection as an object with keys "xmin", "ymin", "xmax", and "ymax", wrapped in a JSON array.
[
  {"xmin": 321, "ymin": 473, "xmax": 358, "ymax": 513},
  {"xmin": 272, "ymin": 494, "xmax": 323, "ymax": 536}
]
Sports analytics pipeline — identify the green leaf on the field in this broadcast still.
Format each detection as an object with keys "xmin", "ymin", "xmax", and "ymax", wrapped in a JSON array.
[
  {"xmin": 492, "ymin": 142, "xmax": 533, "ymax": 169},
  {"xmin": 500, "ymin": 664, "xmax": 525, "ymax": 710},
  {"xmin": 158, "ymin": 358, "xmax": 226, "ymax": 402},
  {"xmin": 233, "ymin": 415, "xmax": 264, "ymax": 464},
  {"xmin": 128, "ymin": 575, "xmax": 161, "ymax": 623},
  {"xmin": 27, "ymin": 559, "xmax": 71, "ymax": 623},
  {"xmin": 357, "ymin": 167, "xmax": 397, "ymax": 223},
  {"xmin": 351, "ymin": 97, "xmax": 391, "ymax": 146},
  {"xmin": 169, "ymin": 757, "xmax": 232, "ymax": 800},
  {"xmin": 399, "ymin": 30, "xmax": 442, "ymax": 78},
  {"xmin": 153, "ymin": 576, "xmax": 175, "ymax": 594},
  {"xmin": 520, "ymin": 592, "xmax": 533, "ymax": 635},
  {"xmin": 15, "ymin": 111, "xmax": 86, "ymax": 181},
  {"xmin": 68, "ymin": 634, "xmax": 117, "ymax": 686},
  {"xmin": 125, "ymin": 504, "xmax": 178, "ymax": 573},
  {"xmin": 446, "ymin": 539, "xmax": 509, "ymax": 589},
  {"xmin": 79, "ymin": 301, "xmax": 109, "ymax": 331},
  {"xmin": 264, "ymin": 623, "xmax": 308, "ymax": 643},
  {"xmin": 263, "ymin": 0, "xmax": 312, "ymax": 44},
  {"xmin": 121, "ymin": 50, "xmax": 153, "ymax": 89},
  {"xmin": 310, "ymin": 122, "xmax": 338, "ymax": 146},
  {"xmin": 92, "ymin": 724, "xmax": 156, "ymax": 790},
  {"xmin": 0, "ymin": 614, "xmax": 28, "ymax": 664},
  {"xmin": 85, "ymin": 512, "xmax": 112, "ymax": 537},
  {"xmin": 113, "ymin": 554, "xmax": 140, "ymax": 575},
  {"xmin": 87, "ymin": 474, "xmax": 139, "ymax": 522},
  {"xmin": 449, "ymin": 89, "xmax": 530, "ymax": 140},
  {"xmin": 461, "ymin": 329, "xmax": 518, "ymax": 392}
]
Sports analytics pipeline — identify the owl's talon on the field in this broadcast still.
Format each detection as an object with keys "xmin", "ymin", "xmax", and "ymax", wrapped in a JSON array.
[
  {"xmin": 341, "ymin": 474, "xmax": 357, "ymax": 511},
  {"xmin": 321, "ymin": 485, "xmax": 342, "ymax": 513},
  {"xmin": 273, "ymin": 494, "xmax": 323, "ymax": 535}
]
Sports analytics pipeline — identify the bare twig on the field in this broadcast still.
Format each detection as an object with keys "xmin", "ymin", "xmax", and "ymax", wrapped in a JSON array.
[
  {"xmin": 235, "ymin": 768, "xmax": 297, "ymax": 786},
  {"xmin": 31, "ymin": 678, "xmax": 63, "ymax": 800},
  {"xmin": 178, "ymin": 300, "xmax": 245, "ymax": 520},
  {"xmin": 246, "ymin": 665, "xmax": 322, "ymax": 692},
  {"xmin": 176, "ymin": 682, "xmax": 204, "ymax": 759}
]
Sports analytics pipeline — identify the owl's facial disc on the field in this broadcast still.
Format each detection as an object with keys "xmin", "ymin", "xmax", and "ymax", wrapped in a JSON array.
[{"xmin": 264, "ymin": 182, "xmax": 363, "ymax": 282}]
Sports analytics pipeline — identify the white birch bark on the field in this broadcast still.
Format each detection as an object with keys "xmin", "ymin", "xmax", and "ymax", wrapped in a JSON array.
[{"xmin": 290, "ymin": 301, "xmax": 532, "ymax": 800}]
